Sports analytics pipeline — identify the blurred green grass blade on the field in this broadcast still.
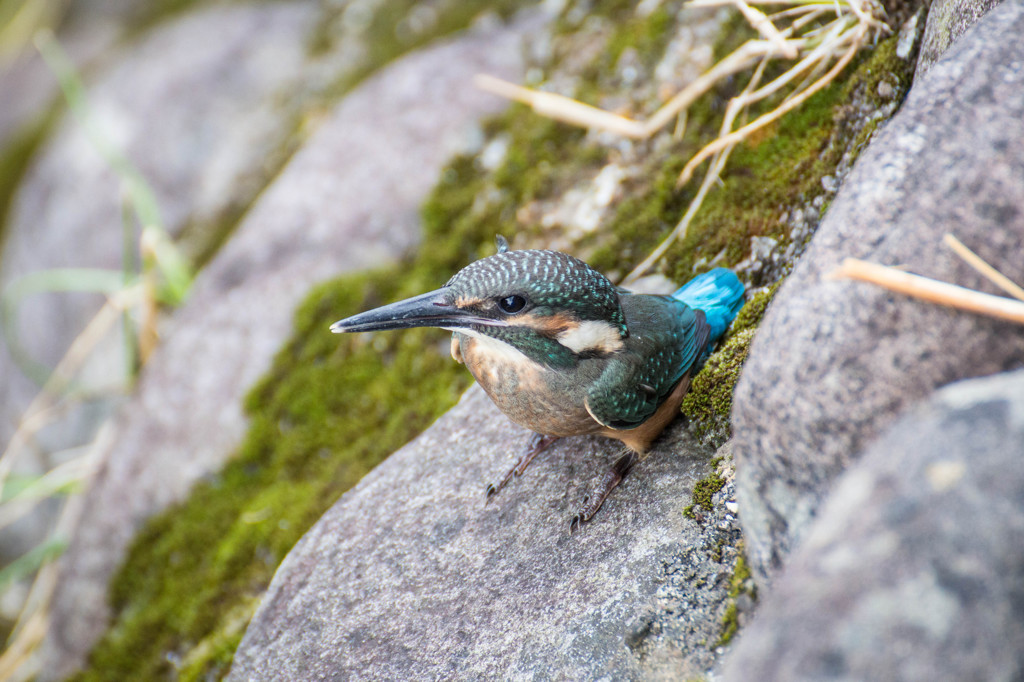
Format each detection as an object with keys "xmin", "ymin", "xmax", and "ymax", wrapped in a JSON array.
[
  {"xmin": 34, "ymin": 28, "xmax": 163, "ymax": 230},
  {"xmin": 4, "ymin": 267, "xmax": 128, "ymax": 298},
  {"xmin": 34, "ymin": 28, "xmax": 193, "ymax": 302},
  {"xmin": 122, "ymin": 196, "xmax": 139, "ymax": 376},
  {"xmin": 143, "ymin": 226, "xmax": 192, "ymax": 305},
  {"xmin": 0, "ymin": 459, "xmax": 86, "ymax": 531},
  {"xmin": 1, "ymin": 267, "xmax": 128, "ymax": 385},
  {"xmin": 0, "ymin": 536, "xmax": 67, "ymax": 592}
]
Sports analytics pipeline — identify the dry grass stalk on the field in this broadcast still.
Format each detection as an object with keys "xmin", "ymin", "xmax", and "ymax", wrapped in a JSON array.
[
  {"xmin": 0, "ymin": 286, "xmax": 140, "ymax": 493},
  {"xmin": 0, "ymin": 422, "xmax": 113, "ymax": 682},
  {"xmin": 829, "ymin": 258, "xmax": 1024, "ymax": 325},
  {"xmin": 731, "ymin": 0, "xmax": 799, "ymax": 58},
  {"xmin": 676, "ymin": 14, "xmax": 866, "ymax": 185},
  {"xmin": 943, "ymin": 233, "xmax": 1024, "ymax": 303},
  {"xmin": 0, "ymin": 287, "xmax": 142, "ymax": 680},
  {"xmin": 476, "ymin": 0, "xmax": 888, "ymax": 280},
  {"xmin": 474, "ymin": 34, "xmax": 808, "ymax": 140},
  {"xmin": 623, "ymin": 55, "xmax": 771, "ymax": 283}
]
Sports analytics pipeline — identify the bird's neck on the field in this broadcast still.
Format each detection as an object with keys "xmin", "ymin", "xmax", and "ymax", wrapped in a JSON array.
[
  {"xmin": 459, "ymin": 315, "xmax": 626, "ymax": 370},
  {"xmin": 460, "ymin": 326, "xmax": 578, "ymax": 369}
]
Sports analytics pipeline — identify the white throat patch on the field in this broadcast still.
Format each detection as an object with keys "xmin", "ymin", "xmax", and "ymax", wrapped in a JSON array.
[
  {"xmin": 446, "ymin": 328, "xmax": 534, "ymax": 365},
  {"xmin": 556, "ymin": 320, "xmax": 624, "ymax": 354}
]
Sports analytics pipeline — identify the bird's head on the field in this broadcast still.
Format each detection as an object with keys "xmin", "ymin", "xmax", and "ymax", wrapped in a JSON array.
[{"xmin": 330, "ymin": 240, "xmax": 627, "ymax": 367}]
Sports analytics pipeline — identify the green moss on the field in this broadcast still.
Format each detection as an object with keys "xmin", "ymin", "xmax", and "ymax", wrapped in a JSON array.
[
  {"xmin": 585, "ymin": 153, "xmax": 689, "ymax": 278},
  {"xmin": 586, "ymin": 4, "xmax": 676, "ymax": 83},
  {"xmin": 682, "ymin": 456, "xmax": 725, "ymax": 519},
  {"xmin": 684, "ymin": 473, "xmax": 724, "ymax": 516},
  {"xmin": 715, "ymin": 550, "xmax": 756, "ymax": 648},
  {"xmin": 663, "ymin": 30, "xmax": 917, "ymax": 285},
  {"xmin": 680, "ymin": 327, "xmax": 754, "ymax": 445},
  {"xmin": 730, "ymin": 283, "xmax": 779, "ymax": 334},
  {"xmin": 833, "ymin": 34, "xmax": 916, "ymax": 160},
  {"xmin": 676, "ymin": 284, "xmax": 779, "ymax": 446}
]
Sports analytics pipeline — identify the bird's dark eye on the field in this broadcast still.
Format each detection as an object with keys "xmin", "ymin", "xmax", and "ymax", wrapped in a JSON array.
[{"xmin": 497, "ymin": 295, "xmax": 527, "ymax": 314}]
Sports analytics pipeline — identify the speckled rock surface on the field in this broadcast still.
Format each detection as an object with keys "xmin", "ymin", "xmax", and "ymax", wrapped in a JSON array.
[
  {"xmin": 732, "ymin": 0, "xmax": 1024, "ymax": 581},
  {"xmin": 229, "ymin": 387, "xmax": 742, "ymax": 681},
  {"xmin": 916, "ymin": 0, "xmax": 1003, "ymax": 74},
  {"xmin": 38, "ymin": 14, "xmax": 537, "ymax": 680},
  {"xmin": 722, "ymin": 369, "xmax": 1024, "ymax": 681}
]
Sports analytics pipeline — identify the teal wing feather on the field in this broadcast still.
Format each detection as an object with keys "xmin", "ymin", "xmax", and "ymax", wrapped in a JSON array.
[{"xmin": 585, "ymin": 295, "xmax": 708, "ymax": 430}]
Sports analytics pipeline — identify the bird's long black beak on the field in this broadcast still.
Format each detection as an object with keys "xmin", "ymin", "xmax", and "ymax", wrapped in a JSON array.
[{"xmin": 329, "ymin": 288, "xmax": 504, "ymax": 333}]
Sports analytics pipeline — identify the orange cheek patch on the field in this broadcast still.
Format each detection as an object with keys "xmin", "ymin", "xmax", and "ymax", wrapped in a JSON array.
[{"xmin": 516, "ymin": 311, "xmax": 575, "ymax": 335}]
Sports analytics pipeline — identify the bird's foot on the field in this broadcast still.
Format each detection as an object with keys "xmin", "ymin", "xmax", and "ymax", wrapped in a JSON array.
[
  {"xmin": 569, "ymin": 451, "xmax": 638, "ymax": 534},
  {"xmin": 485, "ymin": 433, "xmax": 559, "ymax": 501}
]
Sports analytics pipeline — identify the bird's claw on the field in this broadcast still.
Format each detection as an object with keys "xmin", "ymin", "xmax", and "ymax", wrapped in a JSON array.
[
  {"xmin": 568, "ymin": 494, "xmax": 592, "ymax": 534},
  {"xmin": 568, "ymin": 452, "xmax": 638, "ymax": 534},
  {"xmin": 484, "ymin": 433, "xmax": 559, "ymax": 502}
]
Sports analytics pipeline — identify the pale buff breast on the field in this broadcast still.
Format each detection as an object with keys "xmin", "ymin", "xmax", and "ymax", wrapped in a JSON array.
[
  {"xmin": 453, "ymin": 333, "xmax": 601, "ymax": 438},
  {"xmin": 451, "ymin": 332, "xmax": 691, "ymax": 454}
]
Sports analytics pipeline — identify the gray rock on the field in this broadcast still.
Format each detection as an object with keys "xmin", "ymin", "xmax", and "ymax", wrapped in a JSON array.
[
  {"xmin": 732, "ymin": 0, "xmax": 1024, "ymax": 581},
  {"xmin": 916, "ymin": 0, "xmax": 1003, "ymax": 74},
  {"xmin": 0, "ymin": 4, "xmax": 125, "ymax": 148},
  {"xmin": 0, "ymin": 0, "xmax": 186, "ymax": 147},
  {"xmin": 0, "ymin": 2, "xmax": 324, "ymax": 558},
  {"xmin": 722, "ymin": 369, "xmax": 1024, "ymax": 681},
  {"xmin": 38, "ymin": 14, "xmax": 538, "ymax": 680},
  {"xmin": 229, "ymin": 387, "xmax": 741, "ymax": 681}
]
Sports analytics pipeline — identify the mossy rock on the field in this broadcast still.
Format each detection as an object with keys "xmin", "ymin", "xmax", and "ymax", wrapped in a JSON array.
[
  {"xmin": 683, "ymin": 456, "xmax": 726, "ymax": 519},
  {"xmin": 715, "ymin": 548, "xmax": 757, "ymax": 648},
  {"xmin": 67, "ymin": 2, "xmax": 923, "ymax": 678}
]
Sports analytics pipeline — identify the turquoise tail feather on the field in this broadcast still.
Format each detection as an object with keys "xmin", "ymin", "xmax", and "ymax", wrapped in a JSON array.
[{"xmin": 672, "ymin": 267, "xmax": 745, "ymax": 343}]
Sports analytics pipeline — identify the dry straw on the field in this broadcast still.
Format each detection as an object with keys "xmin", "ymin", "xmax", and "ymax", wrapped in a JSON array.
[
  {"xmin": 830, "ymin": 235, "xmax": 1024, "ymax": 325},
  {"xmin": 476, "ymin": 0, "xmax": 890, "ymax": 283}
]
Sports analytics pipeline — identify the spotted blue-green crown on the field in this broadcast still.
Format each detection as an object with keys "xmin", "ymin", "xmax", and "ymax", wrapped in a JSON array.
[{"xmin": 446, "ymin": 250, "xmax": 627, "ymax": 336}]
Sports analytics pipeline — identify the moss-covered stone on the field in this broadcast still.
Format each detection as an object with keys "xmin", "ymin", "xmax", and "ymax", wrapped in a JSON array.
[
  {"xmin": 730, "ymin": 283, "xmax": 779, "ymax": 334},
  {"xmin": 681, "ymin": 328, "xmax": 754, "ymax": 444},
  {"xmin": 683, "ymin": 456, "xmax": 725, "ymax": 519},
  {"xmin": 74, "ymin": 270, "xmax": 472, "ymax": 681},
  {"xmin": 715, "ymin": 549, "xmax": 756, "ymax": 648},
  {"xmin": 678, "ymin": 283, "xmax": 779, "ymax": 444},
  {"xmin": 66, "ymin": 1, "xmax": 924, "ymax": 677},
  {"xmin": 663, "ymin": 28, "xmax": 918, "ymax": 286}
]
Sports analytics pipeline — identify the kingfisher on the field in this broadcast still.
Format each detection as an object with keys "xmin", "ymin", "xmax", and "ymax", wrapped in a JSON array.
[{"xmin": 330, "ymin": 237, "xmax": 744, "ymax": 530}]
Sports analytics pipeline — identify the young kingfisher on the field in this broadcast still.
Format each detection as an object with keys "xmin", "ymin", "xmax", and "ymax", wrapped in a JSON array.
[{"xmin": 330, "ymin": 237, "xmax": 744, "ymax": 531}]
